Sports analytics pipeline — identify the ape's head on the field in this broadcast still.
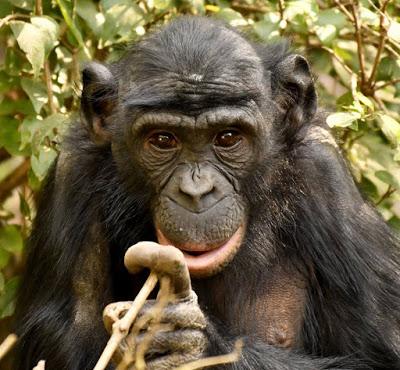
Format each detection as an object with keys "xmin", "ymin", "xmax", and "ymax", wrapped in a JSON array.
[{"xmin": 80, "ymin": 17, "xmax": 317, "ymax": 277}]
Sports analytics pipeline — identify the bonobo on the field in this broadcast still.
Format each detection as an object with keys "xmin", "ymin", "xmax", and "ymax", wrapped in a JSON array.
[{"xmin": 16, "ymin": 16, "xmax": 400, "ymax": 370}]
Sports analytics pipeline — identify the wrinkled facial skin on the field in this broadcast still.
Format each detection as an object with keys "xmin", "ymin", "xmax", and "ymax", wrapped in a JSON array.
[
  {"xmin": 119, "ymin": 104, "xmax": 266, "ymax": 277},
  {"xmin": 106, "ymin": 22, "xmax": 276, "ymax": 277}
]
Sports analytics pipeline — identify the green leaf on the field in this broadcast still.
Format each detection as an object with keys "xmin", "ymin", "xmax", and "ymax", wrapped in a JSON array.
[
  {"xmin": 153, "ymin": 0, "xmax": 173, "ymax": 10},
  {"xmin": 0, "ymin": 248, "xmax": 11, "ymax": 270},
  {"xmin": 56, "ymin": 0, "xmax": 91, "ymax": 58},
  {"xmin": 10, "ymin": 21, "xmax": 45, "ymax": 77},
  {"xmin": 377, "ymin": 57, "xmax": 399, "ymax": 81},
  {"xmin": 7, "ymin": 0, "xmax": 33, "ymax": 10},
  {"xmin": 326, "ymin": 112, "xmax": 361, "ymax": 128},
  {"xmin": 388, "ymin": 217, "xmax": 400, "ymax": 232},
  {"xmin": 9, "ymin": 17, "xmax": 58, "ymax": 78},
  {"xmin": 0, "ymin": 273, "xmax": 4, "ymax": 293},
  {"xmin": 21, "ymin": 78, "xmax": 48, "ymax": 114},
  {"xmin": 0, "ymin": 2, "xmax": 13, "ymax": 18},
  {"xmin": 0, "ymin": 118, "xmax": 22, "ymax": 156},
  {"xmin": 20, "ymin": 113, "xmax": 68, "ymax": 154},
  {"xmin": 0, "ymin": 98, "xmax": 35, "ymax": 117},
  {"xmin": 102, "ymin": 1, "xmax": 144, "ymax": 42},
  {"xmin": 317, "ymin": 8, "xmax": 347, "ymax": 28},
  {"xmin": 0, "ymin": 225, "xmax": 23, "ymax": 254},
  {"xmin": 315, "ymin": 24, "xmax": 336, "ymax": 45},
  {"xmin": 375, "ymin": 170, "xmax": 400, "ymax": 189},
  {"xmin": 76, "ymin": 0, "xmax": 105, "ymax": 36},
  {"xmin": 0, "ymin": 277, "xmax": 21, "ymax": 319},
  {"xmin": 388, "ymin": 21, "xmax": 400, "ymax": 43},
  {"xmin": 20, "ymin": 117, "xmax": 42, "ymax": 152},
  {"xmin": 31, "ymin": 16, "xmax": 60, "ymax": 57},
  {"xmin": 377, "ymin": 114, "xmax": 400, "ymax": 145},
  {"xmin": 215, "ymin": 9, "xmax": 247, "ymax": 27},
  {"xmin": 19, "ymin": 193, "xmax": 31, "ymax": 219},
  {"xmin": 359, "ymin": 176, "xmax": 378, "ymax": 200},
  {"xmin": 355, "ymin": 92, "xmax": 374, "ymax": 111},
  {"xmin": 31, "ymin": 147, "xmax": 58, "ymax": 180},
  {"xmin": 285, "ymin": 0, "xmax": 317, "ymax": 21},
  {"xmin": 254, "ymin": 19, "xmax": 279, "ymax": 42},
  {"xmin": 360, "ymin": 6, "xmax": 379, "ymax": 27}
]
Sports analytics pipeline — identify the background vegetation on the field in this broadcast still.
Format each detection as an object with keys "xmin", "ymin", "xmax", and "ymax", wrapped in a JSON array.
[{"xmin": 0, "ymin": 0, "xmax": 399, "ymax": 347}]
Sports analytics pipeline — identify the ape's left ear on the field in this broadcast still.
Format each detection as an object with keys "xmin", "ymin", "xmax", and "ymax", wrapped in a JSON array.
[
  {"xmin": 81, "ymin": 62, "xmax": 118, "ymax": 145},
  {"xmin": 273, "ymin": 54, "xmax": 317, "ymax": 125}
]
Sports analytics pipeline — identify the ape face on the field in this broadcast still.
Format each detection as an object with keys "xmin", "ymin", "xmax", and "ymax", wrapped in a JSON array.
[
  {"xmin": 81, "ymin": 17, "xmax": 315, "ymax": 277},
  {"xmin": 110, "ymin": 21, "xmax": 271, "ymax": 277},
  {"xmin": 131, "ymin": 109, "xmax": 261, "ymax": 277}
]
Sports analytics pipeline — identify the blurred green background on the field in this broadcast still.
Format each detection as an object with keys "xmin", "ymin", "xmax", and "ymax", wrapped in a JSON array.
[{"xmin": 0, "ymin": 0, "xmax": 399, "ymax": 342}]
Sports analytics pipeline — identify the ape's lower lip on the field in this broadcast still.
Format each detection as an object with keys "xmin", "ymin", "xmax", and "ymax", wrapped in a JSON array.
[{"xmin": 156, "ymin": 226, "xmax": 244, "ymax": 277}]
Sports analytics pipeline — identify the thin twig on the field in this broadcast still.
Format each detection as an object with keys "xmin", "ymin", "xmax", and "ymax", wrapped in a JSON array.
[
  {"xmin": 375, "ymin": 78, "xmax": 400, "ymax": 90},
  {"xmin": 93, "ymin": 273, "xmax": 158, "ymax": 370},
  {"xmin": 350, "ymin": 0, "xmax": 367, "ymax": 87},
  {"xmin": 0, "ymin": 13, "xmax": 31, "ymax": 29},
  {"xmin": 43, "ymin": 61, "xmax": 56, "ymax": 113},
  {"xmin": 334, "ymin": 0, "xmax": 400, "ymax": 57},
  {"xmin": 231, "ymin": 2, "xmax": 268, "ymax": 13},
  {"xmin": 321, "ymin": 46, "xmax": 354, "ymax": 76},
  {"xmin": 376, "ymin": 185, "xmax": 396, "ymax": 206},
  {"xmin": 35, "ymin": 0, "xmax": 43, "ymax": 15},
  {"xmin": 0, "ymin": 334, "xmax": 17, "ymax": 361},
  {"xmin": 333, "ymin": 0, "xmax": 354, "ymax": 22},
  {"xmin": 173, "ymin": 339, "xmax": 244, "ymax": 370},
  {"xmin": 369, "ymin": 0, "xmax": 390, "ymax": 88},
  {"xmin": 32, "ymin": 360, "xmax": 46, "ymax": 370},
  {"xmin": 373, "ymin": 95, "xmax": 389, "ymax": 113},
  {"xmin": 35, "ymin": 0, "xmax": 56, "ymax": 113},
  {"xmin": 0, "ymin": 159, "xmax": 30, "ymax": 203},
  {"xmin": 278, "ymin": 0, "xmax": 285, "ymax": 20},
  {"xmin": 134, "ymin": 276, "xmax": 172, "ymax": 370}
]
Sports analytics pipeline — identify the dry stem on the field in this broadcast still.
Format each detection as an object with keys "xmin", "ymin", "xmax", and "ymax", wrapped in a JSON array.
[
  {"xmin": 0, "ymin": 159, "xmax": 30, "ymax": 203},
  {"xmin": 369, "ymin": 0, "xmax": 390, "ymax": 88},
  {"xmin": 32, "ymin": 360, "xmax": 46, "ymax": 370},
  {"xmin": 134, "ymin": 276, "xmax": 172, "ymax": 370},
  {"xmin": 0, "ymin": 13, "xmax": 31, "ymax": 29},
  {"xmin": 93, "ymin": 273, "xmax": 158, "ymax": 370},
  {"xmin": 0, "ymin": 334, "xmax": 17, "ymax": 361},
  {"xmin": 173, "ymin": 339, "xmax": 244, "ymax": 370},
  {"xmin": 350, "ymin": 0, "xmax": 367, "ymax": 87}
]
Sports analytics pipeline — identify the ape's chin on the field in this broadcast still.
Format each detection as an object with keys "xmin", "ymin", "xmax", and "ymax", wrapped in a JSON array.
[{"xmin": 156, "ymin": 226, "xmax": 245, "ymax": 278}]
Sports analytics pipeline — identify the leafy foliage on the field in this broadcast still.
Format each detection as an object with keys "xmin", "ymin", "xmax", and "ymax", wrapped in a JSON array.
[{"xmin": 0, "ymin": 0, "xmax": 399, "ymax": 324}]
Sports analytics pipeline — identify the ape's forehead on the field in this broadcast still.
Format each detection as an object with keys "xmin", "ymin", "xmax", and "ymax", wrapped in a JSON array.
[{"xmin": 119, "ymin": 17, "xmax": 266, "ymax": 110}]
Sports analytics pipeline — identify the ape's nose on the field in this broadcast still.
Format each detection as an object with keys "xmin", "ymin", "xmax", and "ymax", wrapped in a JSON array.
[
  {"xmin": 179, "ymin": 170, "xmax": 214, "ymax": 204},
  {"xmin": 171, "ymin": 165, "xmax": 223, "ymax": 212}
]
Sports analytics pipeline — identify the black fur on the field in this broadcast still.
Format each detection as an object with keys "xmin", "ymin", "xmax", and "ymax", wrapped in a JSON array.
[{"xmin": 15, "ymin": 17, "xmax": 400, "ymax": 369}]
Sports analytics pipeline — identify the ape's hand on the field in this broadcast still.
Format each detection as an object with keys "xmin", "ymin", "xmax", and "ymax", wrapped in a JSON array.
[{"xmin": 104, "ymin": 242, "xmax": 209, "ymax": 369}]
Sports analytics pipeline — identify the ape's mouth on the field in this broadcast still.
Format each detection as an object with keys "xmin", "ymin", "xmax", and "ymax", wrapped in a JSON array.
[{"xmin": 156, "ymin": 226, "xmax": 245, "ymax": 277}]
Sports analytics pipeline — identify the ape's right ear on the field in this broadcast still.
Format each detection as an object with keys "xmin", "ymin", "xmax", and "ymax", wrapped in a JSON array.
[{"xmin": 81, "ymin": 62, "xmax": 117, "ymax": 145}]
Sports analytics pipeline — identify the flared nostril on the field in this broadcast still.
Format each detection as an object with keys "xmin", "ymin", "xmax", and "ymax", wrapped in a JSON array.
[{"xmin": 179, "ymin": 180, "xmax": 215, "ymax": 202}]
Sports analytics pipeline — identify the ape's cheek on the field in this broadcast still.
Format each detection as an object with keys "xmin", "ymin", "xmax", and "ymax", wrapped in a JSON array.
[{"xmin": 157, "ymin": 225, "xmax": 246, "ymax": 278}]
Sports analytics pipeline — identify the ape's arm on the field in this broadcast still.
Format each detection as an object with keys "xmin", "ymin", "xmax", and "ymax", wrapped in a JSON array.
[{"xmin": 15, "ymin": 151, "xmax": 113, "ymax": 370}]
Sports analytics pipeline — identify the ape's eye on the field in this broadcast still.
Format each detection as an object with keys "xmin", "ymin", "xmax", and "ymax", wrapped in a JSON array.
[
  {"xmin": 214, "ymin": 130, "xmax": 242, "ymax": 148},
  {"xmin": 148, "ymin": 132, "xmax": 178, "ymax": 150}
]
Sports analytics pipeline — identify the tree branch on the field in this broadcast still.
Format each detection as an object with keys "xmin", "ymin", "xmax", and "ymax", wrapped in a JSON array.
[
  {"xmin": 369, "ymin": 0, "xmax": 390, "ymax": 88},
  {"xmin": 350, "ymin": 0, "xmax": 367, "ymax": 87},
  {"xmin": 35, "ymin": 0, "xmax": 56, "ymax": 114},
  {"xmin": 93, "ymin": 273, "xmax": 158, "ymax": 370},
  {"xmin": 0, "ymin": 160, "xmax": 30, "ymax": 203},
  {"xmin": 0, "ymin": 13, "xmax": 30, "ymax": 29},
  {"xmin": 375, "ymin": 78, "xmax": 400, "ymax": 90},
  {"xmin": 0, "ymin": 334, "xmax": 17, "ymax": 361},
  {"xmin": 376, "ymin": 185, "xmax": 396, "ymax": 206}
]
